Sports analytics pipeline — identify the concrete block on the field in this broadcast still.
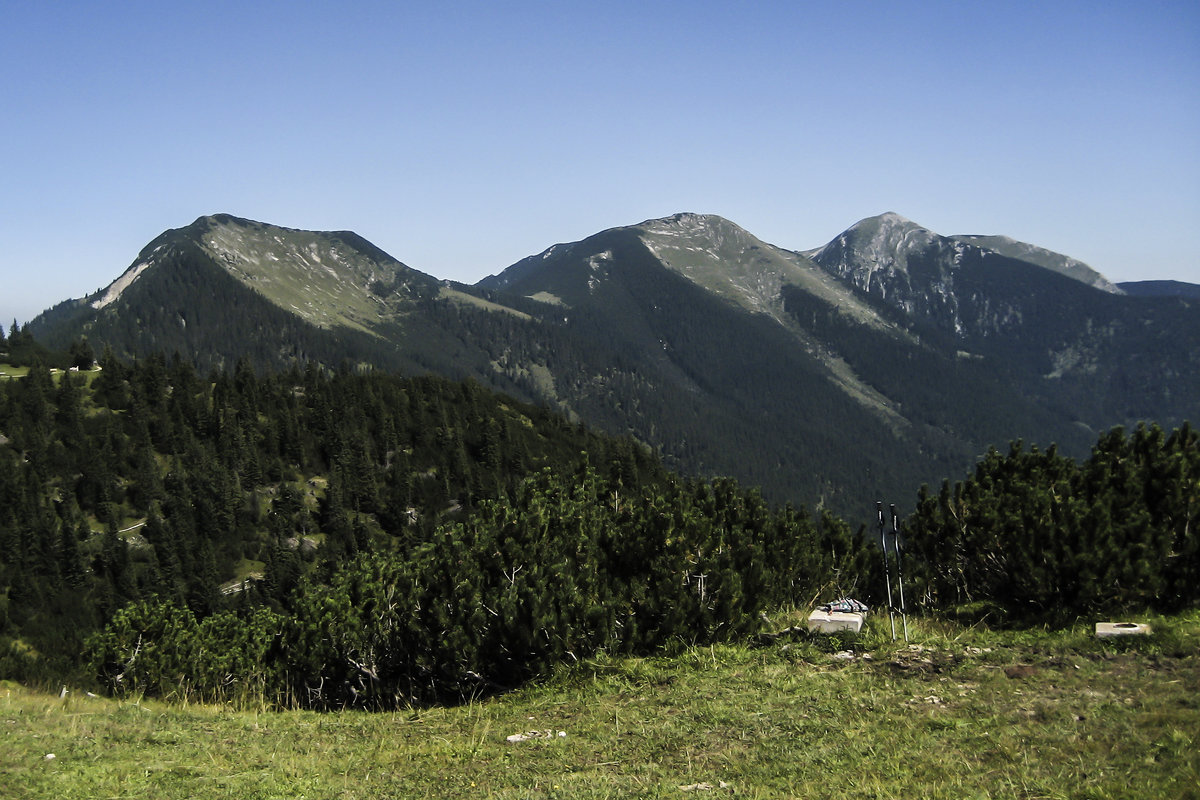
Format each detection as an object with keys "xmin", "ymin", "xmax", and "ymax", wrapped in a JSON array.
[
  {"xmin": 1095, "ymin": 621, "xmax": 1152, "ymax": 638},
  {"xmin": 807, "ymin": 610, "xmax": 864, "ymax": 634}
]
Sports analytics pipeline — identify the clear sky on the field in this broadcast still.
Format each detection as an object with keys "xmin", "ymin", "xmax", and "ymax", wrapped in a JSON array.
[{"xmin": 3, "ymin": 0, "xmax": 1198, "ymax": 327}]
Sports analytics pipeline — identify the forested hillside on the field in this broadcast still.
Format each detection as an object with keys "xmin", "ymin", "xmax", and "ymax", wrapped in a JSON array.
[
  {"xmin": 3, "ymin": 333, "xmax": 1197, "ymax": 709},
  {"xmin": 0, "ymin": 338, "xmax": 871, "ymax": 701},
  {"xmin": 0, "ymin": 342, "xmax": 662, "ymax": 680}
]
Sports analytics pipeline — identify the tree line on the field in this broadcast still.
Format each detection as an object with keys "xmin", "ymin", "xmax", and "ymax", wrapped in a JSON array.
[
  {"xmin": 87, "ymin": 467, "xmax": 867, "ymax": 707},
  {"xmin": 904, "ymin": 423, "xmax": 1199, "ymax": 624}
]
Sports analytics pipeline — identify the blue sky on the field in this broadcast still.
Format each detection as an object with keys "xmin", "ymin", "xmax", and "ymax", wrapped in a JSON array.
[{"xmin": 3, "ymin": 1, "xmax": 1198, "ymax": 326}]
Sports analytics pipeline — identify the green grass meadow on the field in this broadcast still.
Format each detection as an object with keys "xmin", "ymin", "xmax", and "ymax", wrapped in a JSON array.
[{"xmin": 3, "ymin": 612, "xmax": 1197, "ymax": 799}]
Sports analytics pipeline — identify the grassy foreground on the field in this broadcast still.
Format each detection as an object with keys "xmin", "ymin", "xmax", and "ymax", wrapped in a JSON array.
[{"xmin": 2, "ymin": 612, "xmax": 1197, "ymax": 800}]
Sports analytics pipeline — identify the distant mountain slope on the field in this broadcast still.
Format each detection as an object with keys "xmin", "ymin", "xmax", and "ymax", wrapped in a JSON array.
[
  {"xmin": 479, "ymin": 222, "xmax": 930, "ymax": 506},
  {"xmin": 27, "ymin": 211, "xmax": 1199, "ymax": 512},
  {"xmin": 1119, "ymin": 280, "xmax": 1200, "ymax": 299},
  {"xmin": 483, "ymin": 214, "xmax": 916, "ymax": 427},
  {"xmin": 804, "ymin": 212, "xmax": 1045, "ymax": 338},
  {"xmin": 28, "ymin": 215, "xmax": 510, "ymax": 379},
  {"xmin": 636, "ymin": 213, "xmax": 899, "ymax": 333},
  {"xmin": 195, "ymin": 214, "xmax": 426, "ymax": 333},
  {"xmin": 86, "ymin": 214, "xmax": 442, "ymax": 328},
  {"xmin": 950, "ymin": 233, "xmax": 1122, "ymax": 293},
  {"xmin": 493, "ymin": 209, "xmax": 1195, "ymax": 485},
  {"xmin": 806, "ymin": 213, "xmax": 1199, "ymax": 429}
]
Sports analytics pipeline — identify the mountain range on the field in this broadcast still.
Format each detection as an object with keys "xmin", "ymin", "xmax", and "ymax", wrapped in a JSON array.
[{"xmin": 27, "ymin": 211, "xmax": 1199, "ymax": 513}]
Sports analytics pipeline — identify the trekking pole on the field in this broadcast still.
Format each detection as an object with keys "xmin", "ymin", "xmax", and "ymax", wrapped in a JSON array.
[
  {"xmin": 890, "ymin": 504, "xmax": 909, "ymax": 642},
  {"xmin": 877, "ymin": 501, "xmax": 896, "ymax": 641}
]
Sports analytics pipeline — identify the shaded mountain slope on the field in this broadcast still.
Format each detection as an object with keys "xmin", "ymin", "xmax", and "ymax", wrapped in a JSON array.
[
  {"xmin": 1119, "ymin": 280, "xmax": 1200, "ymax": 299},
  {"xmin": 807, "ymin": 213, "xmax": 1200, "ymax": 431}
]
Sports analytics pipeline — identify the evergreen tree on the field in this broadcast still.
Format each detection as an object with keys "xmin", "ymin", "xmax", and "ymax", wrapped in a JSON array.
[{"xmin": 68, "ymin": 338, "xmax": 95, "ymax": 370}]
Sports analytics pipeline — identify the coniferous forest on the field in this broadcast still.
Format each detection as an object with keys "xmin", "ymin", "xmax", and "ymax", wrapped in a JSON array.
[{"xmin": 0, "ymin": 327, "xmax": 1196, "ymax": 709}]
